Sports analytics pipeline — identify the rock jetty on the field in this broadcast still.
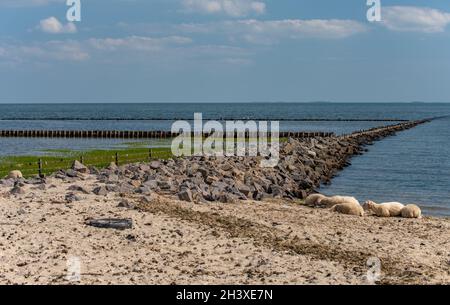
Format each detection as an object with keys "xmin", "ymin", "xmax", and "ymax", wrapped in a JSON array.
[{"xmin": 1, "ymin": 120, "xmax": 429, "ymax": 204}]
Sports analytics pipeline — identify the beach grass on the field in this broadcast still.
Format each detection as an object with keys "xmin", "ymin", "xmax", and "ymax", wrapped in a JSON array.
[
  {"xmin": 0, "ymin": 147, "xmax": 173, "ymax": 178},
  {"xmin": 0, "ymin": 137, "xmax": 288, "ymax": 178}
]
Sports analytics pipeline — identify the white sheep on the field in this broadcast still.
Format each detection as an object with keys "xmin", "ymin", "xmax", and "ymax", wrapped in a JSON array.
[
  {"xmin": 321, "ymin": 195, "xmax": 360, "ymax": 208},
  {"xmin": 363, "ymin": 200, "xmax": 405, "ymax": 217},
  {"xmin": 330, "ymin": 201, "xmax": 365, "ymax": 217},
  {"xmin": 401, "ymin": 204, "xmax": 422, "ymax": 219},
  {"xmin": 304, "ymin": 194, "xmax": 327, "ymax": 207}
]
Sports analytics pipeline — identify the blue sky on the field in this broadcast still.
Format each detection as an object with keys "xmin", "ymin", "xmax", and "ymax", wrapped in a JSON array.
[{"xmin": 1, "ymin": 0, "xmax": 450, "ymax": 103}]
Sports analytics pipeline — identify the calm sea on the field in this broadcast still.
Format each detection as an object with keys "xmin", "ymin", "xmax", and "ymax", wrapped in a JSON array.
[{"xmin": 0, "ymin": 103, "xmax": 449, "ymax": 217}]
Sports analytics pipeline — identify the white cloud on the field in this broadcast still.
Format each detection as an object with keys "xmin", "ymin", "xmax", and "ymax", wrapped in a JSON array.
[
  {"xmin": 88, "ymin": 36, "xmax": 192, "ymax": 52},
  {"xmin": 0, "ymin": 40, "xmax": 88, "ymax": 64},
  {"xmin": 0, "ymin": 0, "xmax": 64, "ymax": 7},
  {"xmin": 38, "ymin": 17, "xmax": 77, "ymax": 34},
  {"xmin": 182, "ymin": 0, "xmax": 266, "ymax": 17},
  {"xmin": 240, "ymin": 19, "xmax": 367, "ymax": 41},
  {"xmin": 179, "ymin": 19, "xmax": 367, "ymax": 44},
  {"xmin": 0, "ymin": 35, "xmax": 193, "ymax": 65},
  {"xmin": 381, "ymin": 6, "xmax": 450, "ymax": 33},
  {"xmin": 0, "ymin": 34, "xmax": 256, "ymax": 68}
]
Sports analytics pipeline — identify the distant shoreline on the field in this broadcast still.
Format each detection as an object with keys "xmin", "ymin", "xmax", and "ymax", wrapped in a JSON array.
[{"xmin": 0, "ymin": 101, "xmax": 449, "ymax": 105}]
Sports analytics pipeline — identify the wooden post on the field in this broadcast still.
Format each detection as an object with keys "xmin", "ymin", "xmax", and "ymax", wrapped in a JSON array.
[
  {"xmin": 148, "ymin": 148, "xmax": 152, "ymax": 161},
  {"xmin": 115, "ymin": 152, "xmax": 119, "ymax": 166},
  {"xmin": 38, "ymin": 159, "xmax": 43, "ymax": 178},
  {"xmin": 80, "ymin": 155, "xmax": 84, "ymax": 164}
]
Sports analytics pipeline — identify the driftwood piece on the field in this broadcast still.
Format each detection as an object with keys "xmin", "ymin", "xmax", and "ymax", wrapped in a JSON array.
[{"xmin": 85, "ymin": 218, "xmax": 133, "ymax": 230}]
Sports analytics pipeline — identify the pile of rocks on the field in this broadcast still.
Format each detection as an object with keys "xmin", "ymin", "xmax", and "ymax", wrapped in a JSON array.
[{"xmin": 1, "ymin": 120, "xmax": 429, "ymax": 204}]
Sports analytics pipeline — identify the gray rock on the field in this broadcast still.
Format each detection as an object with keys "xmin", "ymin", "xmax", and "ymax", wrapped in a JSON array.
[
  {"xmin": 65, "ymin": 169, "xmax": 81, "ymax": 178},
  {"xmin": 236, "ymin": 183, "xmax": 251, "ymax": 196},
  {"xmin": 298, "ymin": 179, "xmax": 313, "ymax": 190},
  {"xmin": 219, "ymin": 193, "xmax": 238, "ymax": 203},
  {"xmin": 0, "ymin": 179, "xmax": 15, "ymax": 188},
  {"xmin": 107, "ymin": 174, "xmax": 119, "ymax": 183},
  {"xmin": 157, "ymin": 180, "xmax": 172, "ymax": 190},
  {"xmin": 25, "ymin": 177, "xmax": 46, "ymax": 185},
  {"xmin": 67, "ymin": 185, "xmax": 90, "ymax": 194},
  {"xmin": 93, "ymin": 185, "xmax": 108, "ymax": 196},
  {"xmin": 253, "ymin": 190, "xmax": 268, "ymax": 201},
  {"xmin": 205, "ymin": 176, "xmax": 219, "ymax": 184},
  {"xmin": 178, "ymin": 188, "xmax": 193, "ymax": 202},
  {"xmin": 117, "ymin": 183, "xmax": 135, "ymax": 194},
  {"xmin": 211, "ymin": 181, "xmax": 229, "ymax": 191},
  {"xmin": 140, "ymin": 195, "xmax": 154, "ymax": 204},
  {"xmin": 89, "ymin": 166, "xmax": 100, "ymax": 175},
  {"xmin": 107, "ymin": 162, "xmax": 118, "ymax": 171},
  {"xmin": 139, "ymin": 164, "xmax": 151, "ymax": 172},
  {"xmin": 142, "ymin": 179, "xmax": 158, "ymax": 190},
  {"xmin": 269, "ymin": 185, "xmax": 284, "ymax": 198},
  {"xmin": 197, "ymin": 167, "xmax": 208, "ymax": 179},
  {"xmin": 136, "ymin": 186, "xmax": 152, "ymax": 194},
  {"xmin": 65, "ymin": 192, "xmax": 81, "ymax": 203},
  {"xmin": 34, "ymin": 184, "xmax": 46, "ymax": 191},
  {"xmin": 106, "ymin": 184, "xmax": 119, "ymax": 192},
  {"xmin": 117, "ymin": 199, "xmax": 135, "ymax": 209},
  {"xmin": 207, "ymin": 187, "xmax": 221, "ymax": 202},
  {"xmin": 10, "ymin": 186, "xmax": 25, "ymax": 195},
  {"xmin": 221, "ymin": 163, "xmax": 233, "ymax": 171},
  {"xmin": 150, "ymin": 161, "xmax": 161, "ymax": 170},
  {"xmin": 72, "ymin": 160, "xmax": 89, "ymax": 174}
]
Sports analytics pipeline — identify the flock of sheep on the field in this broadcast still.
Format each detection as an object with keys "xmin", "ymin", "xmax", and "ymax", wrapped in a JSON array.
[{"xmin": 305, "ymin": 194, "xmax": 422, "ymax": 218}]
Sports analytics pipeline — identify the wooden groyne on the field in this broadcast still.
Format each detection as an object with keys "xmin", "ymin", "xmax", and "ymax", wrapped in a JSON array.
[
  {"xmin": 0, "ymin": 118, "xmax": 435, "ymax": 140},
  {"xmin": 0, "ymin": 129, "xmax": 335, "ymax": 139}
]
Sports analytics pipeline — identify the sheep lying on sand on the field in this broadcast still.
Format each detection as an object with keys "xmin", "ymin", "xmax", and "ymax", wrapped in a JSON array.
[
  {"xmin": 330, "ymin": 201, "xmax": 365, "ymax": 217},
  {"xmin": 305, "ymin": 193, "xmax": 422, "ymax": 219},
  {"xmin": 304, "ymin": 194, "xmax": 327, "ymax": 207},
  {"xmin": 401, "ymin": 204, "xmax": 422, "ymax": 219},
  {"xmin": 304, "ymin": 194, "xmax": 360, "ymax": 208},
  {"xmin": 321, "ymin": 195, "xmax": 360, "ymax": 208},
  {"xmin": 363, "ymin": 200, "xmax": 405, "ymax": 217}
]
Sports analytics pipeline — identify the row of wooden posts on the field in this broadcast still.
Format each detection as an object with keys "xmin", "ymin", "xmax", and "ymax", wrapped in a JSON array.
[
  {"xmin": 36, "ymin": 149, "xmax": 156, "ymax": 177},
  {"xmin": 0, "ymin": 130, "xmax": 335, "ymax": 139}
]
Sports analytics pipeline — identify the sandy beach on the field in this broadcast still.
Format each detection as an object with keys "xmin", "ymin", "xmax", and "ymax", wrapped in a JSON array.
[{"xmin": 0, "ymin": 173, "xmax": 448, "ymax": 285}]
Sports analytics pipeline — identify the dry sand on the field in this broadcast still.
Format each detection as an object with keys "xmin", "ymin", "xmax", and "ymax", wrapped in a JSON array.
[{"xmin": 0, "ymin": 175, "xmax": 449, "ymax": 285}]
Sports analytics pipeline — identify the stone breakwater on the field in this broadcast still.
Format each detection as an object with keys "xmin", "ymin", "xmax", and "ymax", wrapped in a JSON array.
[{"xmin": 0, "ymin": 120, "xmax": 430, "ymax": 204}]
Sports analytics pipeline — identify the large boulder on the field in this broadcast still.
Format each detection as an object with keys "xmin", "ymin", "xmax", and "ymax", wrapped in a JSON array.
[{"xmin": 7, "ymin": 170, "xmax": 23, "ymax": 180}]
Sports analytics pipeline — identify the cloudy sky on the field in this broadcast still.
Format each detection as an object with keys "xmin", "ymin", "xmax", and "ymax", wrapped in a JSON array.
[{"xmin": 1, "ymin": 0, "xmax": 450, "ymax": 102}]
